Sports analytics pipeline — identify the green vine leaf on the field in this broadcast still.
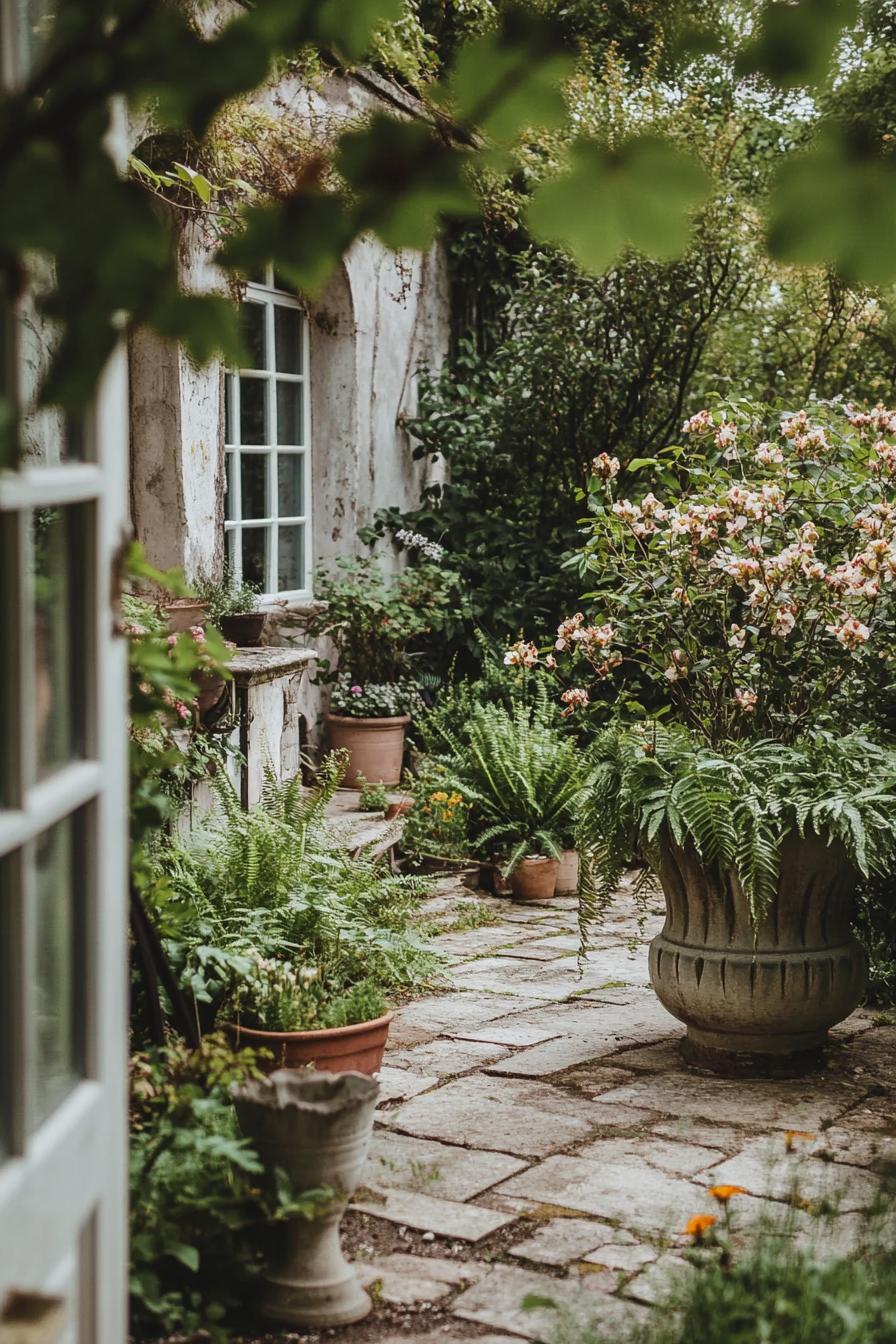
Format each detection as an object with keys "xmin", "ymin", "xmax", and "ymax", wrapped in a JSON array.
[{"xmin": 527, "ymin": 135, "xmax": 712, "ymax": 274}]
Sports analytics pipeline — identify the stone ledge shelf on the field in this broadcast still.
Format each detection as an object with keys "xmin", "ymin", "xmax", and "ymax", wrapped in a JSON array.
[
  {"xmin": 229, "ymin": 645, "xmax": 317, "ymax": 687},
  {"xmin": 187, "ymin": 645, "xmax": 318, "ymax": 820}
]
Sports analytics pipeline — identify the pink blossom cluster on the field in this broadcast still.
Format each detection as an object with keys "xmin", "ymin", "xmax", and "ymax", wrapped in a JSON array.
[{"xmin": 591, "ymin": 452, "xmax": 621, "ymax": 481}]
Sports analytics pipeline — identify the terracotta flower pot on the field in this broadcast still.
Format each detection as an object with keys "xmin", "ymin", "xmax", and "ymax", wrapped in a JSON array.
[
  {"xmin": 225, "ymin": 1011, "xmax": 394, "ymax": 1076},
  {"xmin": 385, "ymin": 799, "xmax": 413, "ymax": 821},
  {"xmin": 326, "ymin": 713, "xmax": 409, "ymax": 787},
  {"xmin": 163, "ymin": 598, "xmax": 208, "ymax": 633},
  {"xmin": 233, "ymin": 1070, "xmax": 379, "ymax": 1328},
  {"xmin": 555, "ymin": 849, "xmax": 580, "ymax": 895},
  {"xmin": 510, "ymin": 856, "xmax": 559, "ymax": 902},
  {"xmin": 649, "ymin": 831, "xmax": 867, "ymax": 1075},
  {"xmin": 219, "ymin": 611, "xmax": 266, "ymax": 646}
]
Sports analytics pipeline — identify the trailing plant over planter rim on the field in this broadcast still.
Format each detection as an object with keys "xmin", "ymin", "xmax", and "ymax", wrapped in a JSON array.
[{"xmin": 578, "ymin": 722, "xmax": 896, "ymax": 934}]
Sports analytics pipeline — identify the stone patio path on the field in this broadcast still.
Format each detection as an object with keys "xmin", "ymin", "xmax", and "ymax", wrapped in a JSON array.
[{"xmin": 309, "ymin": 871, "xmax": 896, "ymax": 1344}]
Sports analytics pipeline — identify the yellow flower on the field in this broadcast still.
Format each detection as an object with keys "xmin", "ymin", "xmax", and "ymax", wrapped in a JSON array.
[
  {"xmin": 684, "ymin": 1213, "xmax": 717, "ymax": 1242},
  {"xmin": 709, "ymin": 1184, "xmax": 749, "ymax": 1203}
]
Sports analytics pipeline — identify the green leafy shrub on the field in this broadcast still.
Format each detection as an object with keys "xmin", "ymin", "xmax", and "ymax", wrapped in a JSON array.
[
  {"xmin": 231, "ymin": 960, "xmax": 387, "ymax": 1032},
  {"xmin": 548, "ymin": 1216, "xmax": 896, "ymax": 1344},
  {"xmin": 129, "ymin": 1034, "xmax": 332, "ymax": 1340},
  {"xmin": 299, "ymin": 550, "xmax": 468, "ymax": 689},
  {"xmin": 855, "ymin": 873, "xmax": 896, "ymax": 1007},
  {"xmin": 356, "ymin": 773, "xmax": 391, "ymax": 811},
  {"xmin": 401, "ymin": 764, "xmax": 472, "ymax": 862}
]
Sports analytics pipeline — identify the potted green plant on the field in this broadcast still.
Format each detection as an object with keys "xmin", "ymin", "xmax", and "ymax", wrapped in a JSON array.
[
  {"xmin": 560, "ymin": 398, "xmax": 896, "ymax": 1072},
  {"xmin": 227, "ymin": 960, "xmax": 393, "ymax": 1074},
  {"xmin": 301, "ymin": 552, "xmax": 457, "ymax": 786},
  {"xmin": 431, "ymin": 683, "xmax": 587, "ymax": 901},
  {"xmin": 152, "ymin": 756, "xmax": 439, "ymax": 1073},
  {"xmin": 195, "ymin": 567, "xmax": 265, "ymax": 646}
]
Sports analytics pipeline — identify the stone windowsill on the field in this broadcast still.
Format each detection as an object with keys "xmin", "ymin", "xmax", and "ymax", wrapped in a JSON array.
[{"xmin": 228, "ymin": 646, "xmax": 317, "ymax": 688}]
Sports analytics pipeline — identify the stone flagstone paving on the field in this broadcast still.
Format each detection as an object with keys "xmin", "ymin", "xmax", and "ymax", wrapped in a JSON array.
[{"xmin": 299, "ymin": 875, "xmax": 895, "ymax": 1343}]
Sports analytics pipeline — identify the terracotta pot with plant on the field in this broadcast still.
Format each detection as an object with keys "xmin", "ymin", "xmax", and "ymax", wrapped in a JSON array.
[
  {"xmin": 561, "ymin": 400, "xmax": 896, "ymax": 1074},
  {"xmin": 157, "ymin": 755, "xmax": 439, "ymax": 1076},
  {"xmin": 195, "ymin": 566, "xmax": 265, "ymax": 647},
  {"xmin": 300, "ymin": 546, "xmax": 462, "ymax": 788},
  {"xmin": 225, "ymin": 961, "xmax": 394, "ymax": 1075}
]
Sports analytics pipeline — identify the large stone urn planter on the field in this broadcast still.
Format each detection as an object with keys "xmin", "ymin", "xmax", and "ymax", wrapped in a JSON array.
[
  {"xmin": 233, "ymin": 1070, "xmax": 379, "ymax": 1328},
  {"xmin": 326, "ymin": 713, "xmax": 409, "ymax": 787},
  {"xmin": 648, "ymin": 830, "xmax": 867, "ymax": 1075}
]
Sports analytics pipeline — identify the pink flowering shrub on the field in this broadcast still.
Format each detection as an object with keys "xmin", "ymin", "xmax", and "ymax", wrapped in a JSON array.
[{"xmin": 561, "ymin": 399, "xmax": 896, "ymax": 745}]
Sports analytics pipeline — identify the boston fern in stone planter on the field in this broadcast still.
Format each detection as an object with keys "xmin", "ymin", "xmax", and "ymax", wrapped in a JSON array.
[{"xmin": 559, "ymin": 398, "xmax": 896, "ymax": 1073}]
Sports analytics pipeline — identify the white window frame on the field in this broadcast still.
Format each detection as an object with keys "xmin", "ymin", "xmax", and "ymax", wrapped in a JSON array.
[{"xmin": 224, "ymin": 267, "xmax": 312, "ymax": 602}]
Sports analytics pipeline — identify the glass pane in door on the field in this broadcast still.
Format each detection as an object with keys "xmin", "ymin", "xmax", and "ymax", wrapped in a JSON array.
[
  {"xmin": 31, "ymin": 506, "xmax": 85, "ymax": 779},
  {"xmin": 32, "ymin": 813, "xmax": 84, "ymax": 1129}
]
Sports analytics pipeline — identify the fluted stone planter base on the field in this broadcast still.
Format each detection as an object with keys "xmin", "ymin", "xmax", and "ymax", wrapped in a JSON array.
[
  {"xmin": 649, "ymin": 831, "xmax": 867, "ymax": 1076},
  {"xmin": 680, "ymin": 1029, "xmax": 826, "ymax": 1078},
  {"xmin": 233, "ymin": 1070, "xmax": 379, "ymax": 1329}
]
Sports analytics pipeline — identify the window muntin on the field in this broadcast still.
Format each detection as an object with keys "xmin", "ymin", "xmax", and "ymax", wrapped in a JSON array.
[{"xmin": 225, "ymin": 269, "xmax": 310, "ymax": 599}]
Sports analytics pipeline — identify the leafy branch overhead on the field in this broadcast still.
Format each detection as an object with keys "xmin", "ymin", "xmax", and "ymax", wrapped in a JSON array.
[{"xmin": 0, "ymin": 0, "xmax": 891, "ymax": 458}]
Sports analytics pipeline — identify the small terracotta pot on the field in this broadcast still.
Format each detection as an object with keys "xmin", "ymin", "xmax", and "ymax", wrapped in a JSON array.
[
  {"xmin": 385, "ymin": 799, "xmax": 413, "ymax": 821},
  {"xmin": 219, "ymin": 611, "xmax": 266, "ymax": 646},
  {"xmin": 555, "ymin": 849, "xmax": 580, "ymax": 895},
  {"xmin": 510, "ymin": 856, "xmax": 559, "ymax": 902},
  {"xmin": 225, "ymin": 1011, "xmax": 394, "ymax": 1076},
  {"xmin": 163, "ymin": 598, "xmax": 208, "ymax": 633},
  {"xmin": 326, "ymin": 714, "xmax": 409, "ymax": 788}
]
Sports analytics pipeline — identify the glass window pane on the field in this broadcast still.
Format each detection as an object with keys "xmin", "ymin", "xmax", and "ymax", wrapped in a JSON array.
[
  {"xmin": 278, "ymin": 524, "xmax": 304, "ymax": 592},
  {"xmin": 33, "ymin": 814, "xmax": 84, "ymax": 1129},
  {"xmin": 225, "ymin": 452, "xmax": 235, "ymax": 521},
  {"xmin": 276, "ymin": 380, "xmax": 302, "ymax": 446},
  {"xmin": 240, "ymin": 453, "xmax": 268, "ymax": 521},
  {"xmin": 239, "ymin": 377, "xmax": 267, "ymax": 445},
  {"xmin": 277, "ymin": 453, "xmax": 304, "ymax": 517},
  {"xmin": 32, "ymin": 506, "xmax": 85, "ymax": 779},
  {"xmin": 240, "ymin": 301, "xmax": 266, "ymax": 370},
  {"xmin": 272, "ymin": 269, "xmax": 295, "ymax": 295},
  {"xmin": 274, "ymin": 306, "xmax": 302, "ymax": 374},
  {"xmin": 242, "ymin": 527, "xmax": 268, "ymax": 590}
]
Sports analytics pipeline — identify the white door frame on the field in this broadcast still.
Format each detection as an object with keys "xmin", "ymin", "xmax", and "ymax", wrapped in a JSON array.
[{"xmin": 0, "ymin": 5, "xmax": 130, "ymax": 1334}]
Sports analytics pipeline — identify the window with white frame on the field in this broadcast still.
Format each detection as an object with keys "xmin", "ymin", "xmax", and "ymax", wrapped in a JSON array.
[{"xmin": 224, "ymin": 268, "xmax": 311, "ymax": 598}]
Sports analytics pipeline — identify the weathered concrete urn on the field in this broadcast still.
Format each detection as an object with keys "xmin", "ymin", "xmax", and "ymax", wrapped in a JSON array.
[
  {"xmin": 233, "ymin": 1069, "xmax": 379, "ymax": 1328},
  {"xmin": 648, "ymin": 830, "xmax": 867, "ymax": 1074}
]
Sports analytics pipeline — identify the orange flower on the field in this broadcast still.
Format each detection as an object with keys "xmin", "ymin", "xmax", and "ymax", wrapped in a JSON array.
[
  {"xmin": 684, "ymin": 1213, "xmax": 717, "ymax": 1241},
  {"xmin": 785, "ymin": 1130, "xmax": 815, "ymax": 1153},
  {"xmin": 709, "ymin": 1184, "xmax": 750, "ymax": 1203}
]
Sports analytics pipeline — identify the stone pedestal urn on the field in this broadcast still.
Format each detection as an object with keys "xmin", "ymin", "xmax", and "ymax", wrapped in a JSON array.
[
  {"xmin": 233, "ymin": 1069, "xmax": 379, "ymax": 1328},
  {"xmin": 648, "ymin": 831, "xmax": 867, "ymax": 1074}
]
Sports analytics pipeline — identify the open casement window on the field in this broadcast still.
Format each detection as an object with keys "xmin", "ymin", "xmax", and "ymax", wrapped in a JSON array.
[
  {"xmin": 225, "ymin": 268, "xmax": 312, "ymax": 601},
  {"xmin": 0, "ymin": 5, "xmax": 129, "ymax": 1340}
]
